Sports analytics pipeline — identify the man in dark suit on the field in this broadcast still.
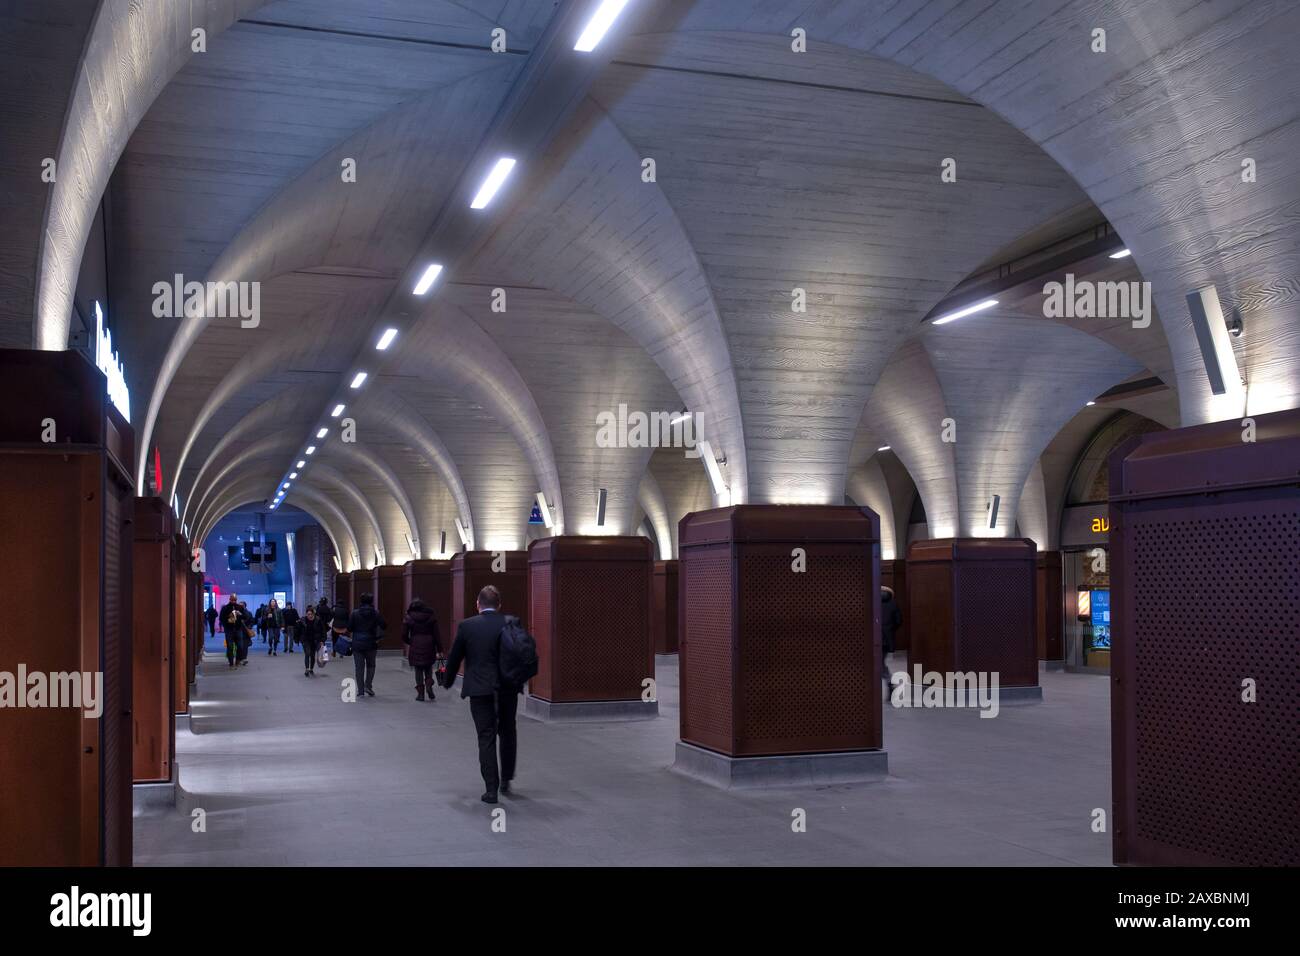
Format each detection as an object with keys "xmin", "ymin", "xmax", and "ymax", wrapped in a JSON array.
[{"xmin": 440, "ymin": 585, "xmax": 521, "ymax": 804}]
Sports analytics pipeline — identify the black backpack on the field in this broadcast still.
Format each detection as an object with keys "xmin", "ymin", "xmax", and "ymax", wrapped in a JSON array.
[{"xmin": 498, "ymin": 615, "xmax": 539, "ymax": 686}]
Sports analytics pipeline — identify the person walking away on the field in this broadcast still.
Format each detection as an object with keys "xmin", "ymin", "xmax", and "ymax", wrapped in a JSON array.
[
  {"xmin": 439, "ymin": 585, "xmax": 524, "ymax": 803},
  {"xmin": 347, "ymin": 593, "xmax": 386, "ymax": 697},
  {"xmin": 219, "ymin": 594, "xmax": 251, "ymax": 668},
  {"xmin": 316, "ymin": 597, "xmax": 331, "ymax": 627},
  {"xmin": 881, "ymin": 586, "xmax": 903, "ymax": 696},
  {"xmin": 264, "ymin": 598, "xmax": 285, "ymax": 655},
  {"xmin": 298, "ymin": 605, "xmax": 325, "ymax": 677},
  {"xmin": 204, "ymin": 603, "xmax": 218, "ymax": 638},
  {"xmin": 402, "ymin": 598, "xmax": 442, "ymax": 701}
]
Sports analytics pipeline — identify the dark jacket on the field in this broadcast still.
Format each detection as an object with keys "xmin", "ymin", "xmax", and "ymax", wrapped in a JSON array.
[
  {"xmin": 881, "ymin": 592, "xmax": 902, "ymax": 654},
  {"xmin": 282, "ymin": 607, "xmax": 300, "ymax": 630},
  {"xmin": 347, "ymin": 604, "xmax": 387, "ymax": 651},
  {"xmin": 297, "ymin": 614, "xmax": 324, "ymax": 647},
  {"xmin": 442, "ymin": 610, "xmax": 511, "ymax": 698},
  {"xmin": 401, "ymin": 601, "xmax": 442, "ymax": 666},
  {"xmin": 204, "ymin": 606, "xmax": 218, "ymax": 624},
  {"xmin": 219, "ymin": 602, "xmax": 250, "ymax": 635},
  {"xmin": 330, "ymin": 605, "xmax": 350, "ymax": 632},
  {"xmin": 316, "ymin": 599, "xmax": 331, "ymax": 622}
]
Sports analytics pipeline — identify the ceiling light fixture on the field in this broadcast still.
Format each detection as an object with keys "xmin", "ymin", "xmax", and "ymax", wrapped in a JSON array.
[
  {"xmin": 413, "ymin": 263, "xmax": 444, "ymax": 296},
  {"xmin": 316, "ymin": 428, "xmax": 328, "ymax": 439},
  {"xmin": 289, "ymin": 472, "xmax": 298, "ymax": 479},
  {"xmin": 575, "ymin": 0, "xmax": 630, "ymax": 52},
  {"xmin": 470, "ymin": 157, "xmax": 517, "ymax": 209},
  {"xmin": 296, "ymin": 460, "xmax": 305, "ymax": 469},
  {"xmin": 376, "ymin": 328, "xmax": 398, "ymax": 351},
  {"xmin": 877, "ymin": 445, "xmax": 891, "ymax": 452},
  {"xmin": 350, "ymin": 372, "xmax": 367, "ymax": 389},
  {"xmin": 932, "ymin": 298, "xmax": 999, "ymax": 326},
  {"xmin": 305, "ymin": 446, "xmax": 316, "ymax": 455},
  {"xmin": 1109, "ymin": 248, "xmax": 1132, "ymax": 259},
  {"xmin": 331, "ymin": 404, "xmax": 345, "ymax": 418}
]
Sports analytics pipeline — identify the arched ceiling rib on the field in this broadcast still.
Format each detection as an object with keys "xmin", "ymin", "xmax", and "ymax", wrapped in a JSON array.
[
  {"xmin": 588, "ymin": 29, "xmax": 1093, "ymax": 504},
  {"xmin": 134, "ymin": 53, "xmax": 527, "ymax": 493},
  {"xmin": 655, "ymin": 0, "xmax": 1300, "ymax": 424},
  {"xmin": 36, "ymin": 0, "xmax": 268, "ymax": 352},
  {"xmin": 303, "ymin": 463, "xmax": 387, "ymax": 568}
]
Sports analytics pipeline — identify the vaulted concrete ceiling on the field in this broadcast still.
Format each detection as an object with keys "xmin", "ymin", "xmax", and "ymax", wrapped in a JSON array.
[{"xmin": 9, "ymin": 0, "xmax": 1297, "ymax": 551}]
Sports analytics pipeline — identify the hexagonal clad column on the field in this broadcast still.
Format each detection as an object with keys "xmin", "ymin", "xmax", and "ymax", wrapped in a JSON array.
[
  {"xmin": 370, "ymin": 565, "xmax": 405, "ymax": 654},
  {"xmin": 905, "ymin": 538, "xmax": 1041, "ymax": 701},
  {"xmin": 672, "ymin": 505, "xmax": 887, "ymax": 789},
  {"xmin": 450, "ymin": 550, "xmax": 527, "ymax": 634},
  {"xmin": 524, "ymin": 536, "xmax": 656, "ymax": 722},
  {"xmin": 333, "ymin": 571, "xmax": 350, "ymax": 607},
  {"xmin": 403, "ymin": 559, "xmax": 451, "ymax": 652}
]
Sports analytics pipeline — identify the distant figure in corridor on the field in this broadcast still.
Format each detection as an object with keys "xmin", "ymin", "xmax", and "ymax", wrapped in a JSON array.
[
  {"xmin": 220, "ymin": 594, "xmax": 252, "ymax": 668},
  {"xmin": 348, "ymin": 593, "xmax": 386, "ymax": 697},
  {"xmin": 282, "ymin": 601, "xmax": 300, "ymax": 652},
  {"xmin": 881, "ymin": 586, "xmax": 903, "ymax": 694},
  {"xmin": 316, "ymin": 596, "xmax": 331, "ymax": 625},
  {"xmin": 402, "ymin": 598, "xmax": 442, "ymax": 701},
  {"xmin": 263, "ymin": 598, "xmax": 284, "ymax": 655},
  {"xmin": 204, "ymin": 602, "xmax": 218, "ymax": 638},
  {"xmin": 297, "ymin": 605, "xmax": 324, "ymax": 678},
  {"xmin": 439, "ymin": 585, "xmax": 521, "ymax": 804}
]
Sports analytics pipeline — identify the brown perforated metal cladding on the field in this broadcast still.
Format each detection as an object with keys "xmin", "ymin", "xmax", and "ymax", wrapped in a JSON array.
[
  {"xmin": 554, "ymin": 564, "xmax": 649, "ymax": 700},
  {"xmin": 679, "ymin": 505, "xmax": 881, "ymax": 757},
  {"xmin": 1111, "ymin": 408, "xmax": 1300, "ymax": 867},
  {"xmin": 955, "ymin": 562, "xmax": 1038, "ymax": 687},
  {"xmin": 680, "ymin": 544, "xmax": 733, "ymax": 753},
  {"xmin": 527, "ymin": 537, "xmax": 652, "ymax": 703},
  {"xmin": 529, "ymin": 560, "xmax": 553, "ymax": 699},
  {"xmin": 736, "ymin": 549, "xmax": 874, "ymax": 751},
  {"xmin": 1127, "ymin": 503, "xmax": 1300, "ymax": 866}
]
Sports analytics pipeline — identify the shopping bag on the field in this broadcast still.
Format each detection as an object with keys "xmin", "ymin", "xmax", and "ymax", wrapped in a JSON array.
[{"xmin": 316, "ymin": 642, "xmax": 330, "ymax": 667}]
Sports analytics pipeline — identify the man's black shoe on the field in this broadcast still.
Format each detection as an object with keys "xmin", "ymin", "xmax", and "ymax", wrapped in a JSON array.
[{"xmin": 481, "ymin": 792, "xmax": 498, "ymax": 804}]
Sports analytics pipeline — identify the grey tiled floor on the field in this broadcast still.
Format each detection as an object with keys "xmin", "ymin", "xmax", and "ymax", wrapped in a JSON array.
[{"xmin": 134, "ymin": 641, "xmax": 1112, "ymax": 866}]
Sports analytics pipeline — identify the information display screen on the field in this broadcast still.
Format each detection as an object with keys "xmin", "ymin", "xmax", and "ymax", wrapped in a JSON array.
[{"xmin": 1090, "ymin": 589, "xmax": 1111, "ymax": 648}]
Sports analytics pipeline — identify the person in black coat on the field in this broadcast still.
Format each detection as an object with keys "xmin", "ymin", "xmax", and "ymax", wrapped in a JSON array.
[
  {"xmin": 402, "ymin": 598, "xmax": 442, "ymax": 701},
  {"xmin": 881, "ymin": 586, "xmax": 903, "ymax": 694},
  {"xmin": 347, "ymin": 593, "xmax": 386, "ymax": 697},
  {"xmin": 282, "ymin": 603, "xmax": 300, "ymax": 651},
  {"xmin": 204, "ymin": 603, "xmax": 218, "ymax": 637},
  {"xmin": 297, "ymin": 605, "xmax": 325, "ymax": 677},
  {"xmin": 439, "ymin": 585, "xmax": 520, "ymax": 804},
  {"xmin": 219, "ymin": 595, "xmax": 252, "ymax": 668}
]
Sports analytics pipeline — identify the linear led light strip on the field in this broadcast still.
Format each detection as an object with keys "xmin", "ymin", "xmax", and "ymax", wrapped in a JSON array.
[
  {"xmin": 932, "ymin": 298, "xmax": 998, "ymax": 326},
  {"xmin": 575, "ymin": 0, "xmax": 631, "ymax": 51}
]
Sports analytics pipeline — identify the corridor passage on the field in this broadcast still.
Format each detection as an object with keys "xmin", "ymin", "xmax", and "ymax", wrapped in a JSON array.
[{"xmin": 135, "ymin": 645, "xmax": 1110, "ymax": 867}]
